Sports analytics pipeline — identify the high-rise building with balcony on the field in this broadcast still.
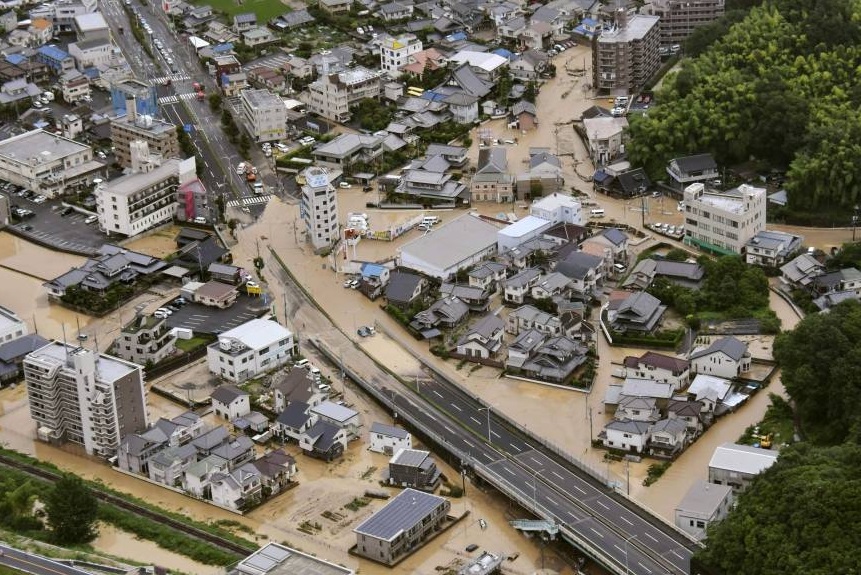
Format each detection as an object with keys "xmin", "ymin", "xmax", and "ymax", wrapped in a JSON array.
[
  {"xmin": 306, "ymin": 67, "xmax": 382, "ymax": 123},
  {"xmin": 649, "ymin": 0, "xmax": 725, "ymax": 47},
  {"xmin": 593, "ymin": 11, "xmax": 661, "ymax": 94},
  {"xmin": 25, "ymin": 342, "xmax": 148, "ymax": 457},
  {"xmin": 110, "ymin": 100, "xmax": 179, "ymax": 168},
  {"xmin": 96, "ymin": 157, "xmax": 197, "ymax": 237},
  {"xmin": 240, "ymin": 88, "xmax": 288, "ymax": 143}
]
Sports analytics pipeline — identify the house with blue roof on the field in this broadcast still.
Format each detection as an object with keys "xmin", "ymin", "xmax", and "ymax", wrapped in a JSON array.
[
  {"xmin": 36, "ymin": 45, "xmax": 75, "ymax": 74},
  {"xmin": 573, "ymin": 17, "xmax": 600, "ymax": 40},
  {"xmin": 360, "ymin": 262, "xmax": 391, "ymax": 300}
]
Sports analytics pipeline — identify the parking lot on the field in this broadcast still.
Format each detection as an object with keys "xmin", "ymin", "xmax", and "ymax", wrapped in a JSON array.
[
  {"xmin": 6, "ymin": 191, "xmax": 107, "ymax": 255},
  {"xmin": 164, "ymin": 293, "xmax": 269, "ymax": 335}
]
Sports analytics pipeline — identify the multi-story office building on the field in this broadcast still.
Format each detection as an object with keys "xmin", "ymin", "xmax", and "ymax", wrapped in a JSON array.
[
  {"xmin": 300, "ymin": 166, "xmax": 339, "ymax": 252},
  {"xmin": 110, "ymin": 103, "xmax": 179, "ymax": 168},
  {"xmin": 25, "ymin": 341, "xmax": 149, "ymax": 457},
  {"xmin": 649, "ymin": 0, "xmax": 725, "ymax": 47},
  {"xmin": 380, "ymin": 34, "xmax": 423, "ymax": 77},
  {"xmin": 112, "ymin": 313, "xmax": 176, "ymax": 366},
  {"xmin": 593, "ymin": 12, "xmax": 661, "ymax": 94},
  {"xmin": 682, "ymin": 182, "xmax": 766, "ymax": 255},
  {"xmin": 306, "ymin": 67, "xmax": 382, "ymax": 123},
  {"xmin": 240, "ymin": 88, "xmax": 287, "ymax": 142},
  {"xmin": 0, "ymin": 129, "xmax": 102, "ymax": 197},
  {"xmin": 97, "ymin": 157, "xmax": 196, "ymax": 237}
]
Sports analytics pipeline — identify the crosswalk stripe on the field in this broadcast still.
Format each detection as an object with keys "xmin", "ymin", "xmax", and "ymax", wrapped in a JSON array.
[
  {"xmin": 158, "ymin": 95, "xmax": 179, "ymax": 104},
  {"xmin": 226, "ymin": 195, "xmax": 272, "ymax": 208}
]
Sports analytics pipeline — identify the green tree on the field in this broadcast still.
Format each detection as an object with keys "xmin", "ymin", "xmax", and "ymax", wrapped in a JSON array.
[
  {"xmin": 664, "ymin": 248, "xmax": 690, "ymax": 262},
  {"xmin": 773, "ymin": 299, "xmax": 861, "ymax": 444},
  {"xmin": 208, "ymin": 92, "xmax": 222, "ymax": 112},
  {"xmin": 44, "ymin": 475, "xmax": 98, "ymax": 544},
  {"xmin": 696, "ymin": 442, "xmax": 861, "ymax": 574}
]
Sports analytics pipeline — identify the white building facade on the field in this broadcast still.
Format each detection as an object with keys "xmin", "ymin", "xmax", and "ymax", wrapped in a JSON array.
[
  {"xmin": 380, "ymin": 34, "xmax": 422, "ymax": 77},
  {"xmin": 300, "ymin": 166, "xmax": 340, "ymax": 252},
  {"xmin": 240, "ymin": 88, "xmax": 288, "ymax": 142},
  {"xmin": 206, "ymin": 318, "xmax": 295, "ymax": 383},
  {"xmin": 0, "ymin": 305, "xmax": 27, "ymax": 343},
  {"xmin": 97, "ymin": 157, "xmax": 196, "ymax": 237},
  {"xmin": 0, "ymin": 129, "xmax": 100, "ymax": 197},
  {"xmin": 683, "ymin": 182, "xmax": 766, "ymax": 255}
]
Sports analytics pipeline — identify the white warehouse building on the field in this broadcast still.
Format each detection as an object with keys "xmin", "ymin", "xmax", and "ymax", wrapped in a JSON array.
[
  {"xmin": 498, "ymin": 193, "xmax": 584, "ymax": 251},
  {"xmin": 398, "ymin": 213, "xmax": 501, "ymax": 280},
  {"xmin": 206, "ymin": 318, "xmax": 295, "ymax": 383}
]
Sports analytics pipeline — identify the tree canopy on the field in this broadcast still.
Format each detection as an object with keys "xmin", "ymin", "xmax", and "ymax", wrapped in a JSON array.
[
  {"xmin": 627, "ymin": 0, "xmax": 861, "ymax": 212},
  {"xmin": 44, "ymin": 475, "xmax": 99, "ymax": 544},
  {"xmin": 695, "ymin": 442, "xmax": 861, "ymax": 574},
  {"xmin": 773, "ymin": 299, "xmax": 861, "ymax": 444}
]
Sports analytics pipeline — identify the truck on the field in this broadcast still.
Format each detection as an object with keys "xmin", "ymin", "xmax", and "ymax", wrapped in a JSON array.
[
  {"xmin": 42, "ymin": 91, "xmax": 54, "ymax": 102},
  {"xmin": 196, "ymin": 90, "xmax": 205, "ymax": 101}
]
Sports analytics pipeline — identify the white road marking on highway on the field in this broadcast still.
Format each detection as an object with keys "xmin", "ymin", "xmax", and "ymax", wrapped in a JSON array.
[
  {"xmin": 620, "ymin": 516, "xmax": 634, "ymax": 526},
  {"xmin": 443, "ymin": 425, "xmax": 454, "ymax": 434},
  {"xmin": 451, "ymin": 403, "xmax": 462, "ymax": 412},
  {"xmin": 552, "ymin": 471, "xmax": 564, "ymax": 480},
  {"xmin": 595, "ymin": 499, "xmax": 609, "ymax": 510},
  {"xmin": 645, "ymin": 533, "xmax": 659, "ymax": 544},
  {"xmin": 638, "ymin": 562, "xmax": 652, "ymax": 573},
  {"xmin": 528, "ymin": 456, "xmax": 542, "ymax": 465},
  {"xmin": 523, "ymin": 442, "xmax": 535, "ymax": 450},
  {"xmin": 491, "ymin": 430, "xmax": 500, "ymax": 438},
  {"xmin": 566, "ymin": 511, "xmax": 580, "ymax": 521},
  {"xmin": 546, "ymin": 496, "xmax": 559, "ymax": 505},
  {"xmin": 432, "ymin": 390, "xmax": 443, "ymax": 398},
  {"xmin": 470, "ymin": 416, "xmax": 481, "ymax": 425},
  {"xmin": 671, "ymin": 550, "xmax": 685, "ymax": 560},
  {"xmin": 463, "ymin": 439, "xmax": 476, "ymax": 448},
  {"xmin": 508, "ymin": 442, "xmax": 521, "ymax": 452},
  {"xmin": 589, "ymin": 527, "xmax": 604, "ymax": 538},
  {"xmin": 504, "ymin": 468, "xmax": 515, "ymax": 476},
  {"xmin": 614, "ymin": 544, "xmax": 624, "ymax": 554},
  {"xmin": 570, "ymin": 483, "xmax": 587, "ymax": 496}
]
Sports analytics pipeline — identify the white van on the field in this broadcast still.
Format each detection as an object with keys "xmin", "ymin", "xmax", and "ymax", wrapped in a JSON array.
[
  {"xmin": 294, "ymin": 359, "xmax": 309, "ymax": 368},
  {"xmin": 84, "ymin": 215, "xmax": 98, "ymax": 224},
  {"xmin": 589, "ymin": 208, "xmax": 605, "ymax": 219},
  {"xmin": 421, "ymin": 216, "xmax": 440, "ymax": 226}
]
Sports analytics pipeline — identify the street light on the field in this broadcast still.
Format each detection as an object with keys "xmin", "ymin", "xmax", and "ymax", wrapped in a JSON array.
[
  {"xmin": 477, "ymin": 404, "xmax": 494, "ymax": 443},
  {"xmin": 625, "ymin": 534, "xmax": 638, "ymax": 575},
  {"xmin": 532, "ymin": 469, "xmax": 546, "ymax": 512},
  {"xmin": 853, "ymin": 204, "xmax": 859, "ymax": 242}
]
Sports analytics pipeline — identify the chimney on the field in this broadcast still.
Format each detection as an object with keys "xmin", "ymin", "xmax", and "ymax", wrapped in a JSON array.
[{"xmin": 126, "ymin": 95, "xmax": 137, "ymax": 123}]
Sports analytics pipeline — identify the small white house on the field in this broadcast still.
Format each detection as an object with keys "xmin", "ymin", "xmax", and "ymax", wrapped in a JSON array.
[
  {"xmin": 207, "ymin": 318, "xmax": 295, "ymax": 383},
  {"xmin": 211, "ymin": 385, "xmax": 251, "ymax": 421},
  {"xmin": 600, "ymin": 419, "xmax": 651, "ymax": 453},
  {"xmin": 708, "ymin": 443, "xmax": 778, "ymax": 493},
  {"xmin": 675, "ymin": 480, "xmax": 733, "ymax": 541},
  {"xmin": 622, "ymin": 351, "xmax": 691, "ymax": 391},
  {"xmin": 368, "ymin": 422, "xmax": 412, "ymax": 455},
  {"xmin": 690, "ymin": 337, "xmax": 751, "ymax": 379},
  {"xmin": 455, "ymin": 314, "xmax": 504, "ymax": 359},
  {"xmin": 210, "ymin": 468, "xmax": 261, "ymax": 510}
]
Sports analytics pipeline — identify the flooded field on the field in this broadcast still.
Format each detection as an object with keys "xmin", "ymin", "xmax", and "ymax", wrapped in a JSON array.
[
  {"xmin": 93, "ymin": 524, "xmax": 215, "ymax": 575},
  {"xmin": 120, "ymin": 225, "xmax": 186, "ymax": 259},
  {"xmin": 0, "ymin": 232, "xmax": 92, "ymax": 340}
]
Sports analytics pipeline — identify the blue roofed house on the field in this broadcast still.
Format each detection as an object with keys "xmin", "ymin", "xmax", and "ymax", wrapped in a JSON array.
[
  {"xmin": 360, "ymin": 263, "xmax": 391, "ymax": 300},
  {"xmin": 35, "ymin": 45, "xmax": 76, "ymax": 74}
]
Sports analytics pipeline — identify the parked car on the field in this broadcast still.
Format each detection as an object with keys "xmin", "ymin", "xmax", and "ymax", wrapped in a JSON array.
[
  {"xmin": 349, "ymin": 279, "xmax": 360, "ymax": 289},
  {"xmin": 60, "ymin": 206, "xmax": 74, "ymax": 216},
  {"xmin": 154, "ymin": 310, "xmax": 168, "ymax": 319},
  {"xmin": 357, "ymin": 325, "xmax": 376, "ymax": 337},
  {"xmin": 19, "ymin": 224, "xmax": 33, "ymax": 231},
  {"xmin": 32, "ymin": 195, "xmax": 47, "ymax": 204},
  {"xmin": 156, "ymin": 307, "xmax": 173, "ymax": 316}
]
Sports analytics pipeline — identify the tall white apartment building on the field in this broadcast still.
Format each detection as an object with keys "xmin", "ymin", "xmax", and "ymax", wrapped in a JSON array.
[
  {"xmin": 25, "ymin": 342, "xmax": 149, "ymax": 457},
  {"xmin": 380, "ymin": 34, "xmax": 422, "ymax": 77},
  {"xmin": 306, "ymin": 67, "xmax": 382, "ymax": 123},
  {"xmin": 300, "ymin": 166, "xmax": 339, "ymax": 252},
  {"xmin": 683, "ymin": 182, "xmax": 766, "ymax": 255},
  {"xmin": 593, "ymin": 12, "xmax": 661, "ymax": 94},
  {"xmin": 97, "ymin": 157, "xmax": 197, "ymax": 237},
  {"xmin": 240, "ymin": 88, "xmax": 288, "ymax": 142}
]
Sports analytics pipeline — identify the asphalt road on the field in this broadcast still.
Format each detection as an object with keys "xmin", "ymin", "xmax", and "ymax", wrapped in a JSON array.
[
  {"xmin": 0, "ymin": 544, "xmax": 93, "ymax": 575},
  {"xmin": 374, "ymin": 373, "xmax": 695, "ymax": 575}
]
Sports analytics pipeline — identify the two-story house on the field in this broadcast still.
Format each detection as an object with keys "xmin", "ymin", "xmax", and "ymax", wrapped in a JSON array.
[
  {"xmin": 648, "ymin": 418, "xmax": 689, "ymax": 458},
  {"xmin": 441, "ymin": 283, "xmax": 492, "ymax": 312},
  {"xmin": 622, "ymin": 352, "xmax": 691, "ymax": 391},
  {"xmin": 503, "ymin": 267, "xmax": 542, "ymax": 304},
  {"xmin": 506, "ymin": 329, "xmax": 546, "ymax": 369},
  {"xmin": 530, "ymin": 272, "xmax": 571, "ymax": 300},
  {"xmin": 690, "ymin": 337, "xmax": 751, "ymax": 378},
  {"xmin": 468, "ymin": 261, "xmax": 508, "ymax": 293},
  {"xmin": 556, "ymin": 251, "xmax": 604, "ymax": 297},
  {"xmin": 506, "ymin": 304, "xmax": 580, "ymax": 337},
  {"xmin": 600, "ymin": 419, "xmax": 651, "ymax": 453},
  {"xmin": 456, "ymin": 314, "xmax": 505, "ymax": 359},
  {"xmin": 211, "ymin": 385, "xmax": 251, "ymax": 421},
  {"xmin": 385, "ymin": 271, "xmax": 427, "ymax": 310}
]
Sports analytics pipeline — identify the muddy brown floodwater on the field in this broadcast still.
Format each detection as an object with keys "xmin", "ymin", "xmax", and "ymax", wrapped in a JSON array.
[
  {"xmin": 92, "ymin": 524, "xmax": 215, "ymax": 575},
  {"xmin": 0, "ymin": 232, "xmax": 92, "ymax": 340}
]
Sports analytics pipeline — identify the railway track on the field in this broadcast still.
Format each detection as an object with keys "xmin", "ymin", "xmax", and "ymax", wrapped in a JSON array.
[{"xmin": 0, "ymin": 454, "xmax": 256, "ymax": 558}]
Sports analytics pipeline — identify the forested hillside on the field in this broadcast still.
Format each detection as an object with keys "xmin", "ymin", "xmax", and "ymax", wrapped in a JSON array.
[{"xmin": 627, "ymin": 0, "xmax": 861, "ymax": 214}]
